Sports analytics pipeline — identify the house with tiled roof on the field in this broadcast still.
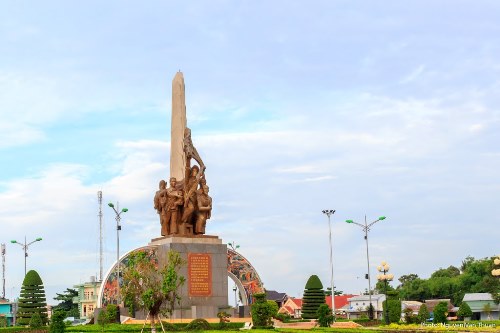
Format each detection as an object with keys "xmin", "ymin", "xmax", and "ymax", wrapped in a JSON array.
[
  {"xmin": 327, "ymin": 294, "xmax": 358, "ymax": 316},
  {"xmin": 266, "ymin": 290, "xmax": 288, "ymax": 308},
  {"xmin": 424, "ymin": 299, "xmax": 456, "ymax": 319},
  {"xmin": 462, "ymin": 293, "xmax": 499, "ymax": 320},
  {"xmin": 278, "ymin": 297, "xmax": 302, "ymax": 318}
]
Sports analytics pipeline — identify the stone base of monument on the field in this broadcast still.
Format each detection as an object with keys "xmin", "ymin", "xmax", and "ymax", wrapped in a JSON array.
[{"xmin": 149, "ymin": 235, "xmax": 229, "ymax": 319}]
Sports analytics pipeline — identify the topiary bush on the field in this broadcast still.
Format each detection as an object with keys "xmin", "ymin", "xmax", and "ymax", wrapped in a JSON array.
[
  {"xmin": 185, "ymin": 318, "xmax": 211, "ymax": 331},
  {"xmin": 301, "ymin": 275, "xmax": 326, "ymax": 319},
  {"xmin": 17, "ymin": 270, "xmax": 48, "ymax": 326}
]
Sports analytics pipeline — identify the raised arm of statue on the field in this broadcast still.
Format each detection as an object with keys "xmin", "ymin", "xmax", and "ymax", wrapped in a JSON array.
[{"xmin": 183, "ymin": 127, "xmax": 205, "ymax": 172}]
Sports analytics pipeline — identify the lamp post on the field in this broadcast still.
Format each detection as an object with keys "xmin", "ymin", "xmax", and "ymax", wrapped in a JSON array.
[
  {"xmin": 377, "ymin": 261, "xmax": 394, "ymax": 325},
  {"xmin": 322, "ymin": 209, "xmax": 336, "ymax": 319},
  {"xmin": 10, "ymin": 236, "xmax": 43, "ymax": 276},
  {"xmin": 492, "ymin": 255, "xmax": 500, "ymax": 277},
  {"xmin": 228, "ymin": 241, "xmax": 240, "ymax": 307},
  {"xmin": 492, "ymin": 255, "xmax": 500, "ymax": 303},
  {"xmin": 345, "ymin": 215, "xmax": 386, "ymax": 319},
  {"xmin": 108, "ymin": 202, "xmax": 128, "ymax": 305}
]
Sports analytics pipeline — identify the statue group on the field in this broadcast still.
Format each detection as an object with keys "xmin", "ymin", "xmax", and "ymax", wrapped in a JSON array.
[{"xmin": 154, "ymin": 127, "xmax": 212, "ymax": 236}]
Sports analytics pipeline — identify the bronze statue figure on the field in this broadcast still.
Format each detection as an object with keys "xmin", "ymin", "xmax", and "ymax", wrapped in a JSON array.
[{"xmin": 195, "ymin": 185, "xmax": 212, "ymax": 234}]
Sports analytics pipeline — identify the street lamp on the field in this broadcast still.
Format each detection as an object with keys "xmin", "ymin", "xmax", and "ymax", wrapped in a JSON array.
[
  {"xmin": 492, "ymin": 255, "xmax": 500, "ymax": 302},
  {"xmin": 10, "ymin": 237, "xmax": 43, "ymax": 276},
  {"xmin": 377, "ymin": 261, "xmax": 394, "ymax": 325},
  {"xmin": 108, "ymin": 202, "xmax": 128, "ymax": 305},
  {"xmin": 492, "ymin": 255, "xmax": 500, "ymax": 277},
  {"xmin": 345, "ymin": 215, "xmax": 386, "ymax": 319},
  {"xmin": 228, "ymin": 241, "xmax": 240, "ymax": 308},
  {"xmin": 322, "ymin": 209, "xmax": 336, "ymax": 320},
  {"xmin": 228, "ymin": 241, "xmax": 240, "ymax": 252}
]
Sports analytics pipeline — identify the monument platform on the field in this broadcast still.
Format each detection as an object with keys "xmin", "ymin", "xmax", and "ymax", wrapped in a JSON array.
[{"xmin": 149, "ymin": 235, "xmax": 229, "ymax": 319}]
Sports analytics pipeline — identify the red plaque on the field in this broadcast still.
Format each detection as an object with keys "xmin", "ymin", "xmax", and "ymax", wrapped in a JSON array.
[{"xmin": 188, "ymin": 253, "xmax": 212, "ymax": 296}]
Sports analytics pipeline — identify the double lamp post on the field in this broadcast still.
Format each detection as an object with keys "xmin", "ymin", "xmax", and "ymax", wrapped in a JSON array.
[{"xmin": 11, "ymin": 237, "xmax": 43, "ymax": 277}]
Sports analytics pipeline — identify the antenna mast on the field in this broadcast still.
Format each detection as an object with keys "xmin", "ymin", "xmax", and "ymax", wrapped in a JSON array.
[
  {"xmin": 98, "ymin": 191, "xmax": 104, "ymax": 281},
  {"xmin": 1, "ymin": 243, "xmax": 5, "ymax": 299}
]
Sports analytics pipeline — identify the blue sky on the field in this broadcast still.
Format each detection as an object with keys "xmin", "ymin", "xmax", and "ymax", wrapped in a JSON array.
[{"xmin": 1, "ymin": 1, "xmax": 499, "ymax": 304}]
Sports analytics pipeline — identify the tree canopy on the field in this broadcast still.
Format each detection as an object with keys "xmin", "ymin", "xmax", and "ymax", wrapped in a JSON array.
[
  {"xmin": 396, "ymin": 255, "xmax": 500, "ymax": 305},
  {"xmin": 121, "ymin": 249, "xmax": 185, "ymax": 331}
]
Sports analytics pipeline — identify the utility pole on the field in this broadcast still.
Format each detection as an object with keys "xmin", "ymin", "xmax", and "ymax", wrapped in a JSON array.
[
  {"xmin": 98, "ymin": 191, "xmax": 104, "ymax": 281},
  {"xmin": 1, "ymin": 244, "xmax": 5, "ymax": 299}
]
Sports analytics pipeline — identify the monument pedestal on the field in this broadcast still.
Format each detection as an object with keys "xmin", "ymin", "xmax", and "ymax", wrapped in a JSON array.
[{"xmin": 150, "ymin": 236, "xmax": 229, "ymax": 319}]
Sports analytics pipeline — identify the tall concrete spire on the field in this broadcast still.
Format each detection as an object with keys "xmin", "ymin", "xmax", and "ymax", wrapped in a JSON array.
[{"xmin": 170, "ymin": 71, "xmax": 187, "ymax": 182}]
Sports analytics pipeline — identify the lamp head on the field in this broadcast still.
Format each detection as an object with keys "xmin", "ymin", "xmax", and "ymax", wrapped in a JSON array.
[
  {"xmin": 121, "ymin": 208, "xmax": 128, "ymax": 213},
  {"xmin": 378, "ymin": 216, "xmax": 386, "ymax": 220},
  {"xmin": 345, "ymin": 220, "xmax": 353, "ymax": 224},
  {"xmin": 108, "ymin": 203, "xmax": 114, "ymax": 208},
  {"xmin": 36, "ymin": 238, "xmax": 42, "ymax": 241},
  {"xmin": 236, "ymin": 245, "xmax": 240, "ymax": 249},
  {"xmin": 10, "ymin": 240, "xmax": 17, "ymax": 244}
]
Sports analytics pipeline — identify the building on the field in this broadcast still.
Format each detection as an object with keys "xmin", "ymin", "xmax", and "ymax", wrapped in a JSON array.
[
  {"xmin": 424, "ymin": 299, "xmax": 456, "ymax": 320},
  {"xmin": 278, "ymin": 297, "xmax": 302, "ymax": 318},
  {"xmin": 462, "ymin": 293, "xmax": 500, "ymax": 321},
  {"xmin": 327, "ymin": 294, "xmax": 358, "ymax": 317},
  {"xmin": 0, "ymin": 298, "xmax": 16, "ymax": 326},
  {"xmin": 265, "ymin": 290, "xmax": 288, "ymax": 308},
  {"xmin": 401, "ymin": 300, "xmax": 423, "ymax": 321},
  {"xmin": 346, "ymin": 294, "xmax": 386, "ymax": 319},
  {"xmin": 278, "ymin": 294, "xmax": 359, "ymax": 319},
  {"xmin": 74, "ymin": 278, "xmax": 101, "ymax": 319}
]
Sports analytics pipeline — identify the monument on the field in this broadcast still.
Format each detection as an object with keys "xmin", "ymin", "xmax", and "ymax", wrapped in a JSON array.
[
  {"xmin": 149, "ymin": 71, "xmax": 227, "ymax": 319},
  {"xmin": 98, "ymin": 72, "xmax": 265, "ymax": 320}
]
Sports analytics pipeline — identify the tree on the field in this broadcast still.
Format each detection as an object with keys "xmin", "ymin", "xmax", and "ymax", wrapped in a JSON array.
[
  {"xmin": 433, "ymin": 301, "xmax": 448, "ymax": 324},
  {"xmin": 317, "ymin": 304, "xmax": 333, "ymax": 327},
  {"xmin": 121, "ymin": 249, "xmax": 185, "ymax": 332},
  {"xmin": 53, "ymin": 288, "xmax": 79, "ymax": 318},
  {"xmin": 301, "ymin": 275, "xmax": 326, "ymax": 319},
  {"xmin": 431, "ymin": 266, "xmax": 460, "ymax": 279},
  {"xmin": 398, "ymin": 274, "xmax": 419, "ymax": 285},
  {"xmin": 325, "ymin": 287, "xmax": 343, "ymax": 296},
  {"xmin": 457, "ymin": 302, "xmax": 472, "ymax": 320},
  {"xmin": 49, "ymin": 310, "xmax": 66, "ymax": 333},
  {"xmin": 483, "ymin": 303, "xmax": 492, "ymax": 320},
  {"xmin": 251, "ymin": 293, "xmax": 274, "ymax": 328},
  {"xmin": 267, "ymin": 300, "xmax": 279, "ymax": 318},
  {"xmin": 417, "ymin": 303, "xmax": 430, "ymax": 323},
  {"xmin": 17, "ymin": 270, "xmax": 48, "ymax": 326},
  {"xmin": 382, "ymin": 299, "xmax": 401, "ymax": 324}
]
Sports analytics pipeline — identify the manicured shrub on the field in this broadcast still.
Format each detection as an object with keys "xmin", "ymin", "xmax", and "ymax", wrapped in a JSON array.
[
  {"xmin": 50, "ymin": 310, "xmax": 66, "ymax": 333},
  {"xmin": 317, "ymin": 303, "xmax": 333, "ymax": 327},
  {"xmin": 251, "ymin": 293, "xmax": 274, "ymax": 328},
  {"xmin": 301, "ymin": 275, "xmax": 326, "ymax": 319},
  {"xmin": 417, "ymin": 303, "xmax": 429, "ymax": 323},
  {"xmin": 433, "ymin": 301, "xmax": 448, "ymax": 324},
  {"xmin": 457, "ymin": 302, "xmax": 472, "ymax": 319},
  {"xmin": 185, "ymin": 318, "xmax": 210, "ymax": 331},
  {"xmin": 17, "ymin": 270, "xmax": 48, "ymax": 326}
]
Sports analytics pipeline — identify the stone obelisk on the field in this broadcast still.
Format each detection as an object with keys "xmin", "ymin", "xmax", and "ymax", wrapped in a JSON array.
[{"xmin": 170, "ymin": 72, "xmax": 187, "ymax": 183}]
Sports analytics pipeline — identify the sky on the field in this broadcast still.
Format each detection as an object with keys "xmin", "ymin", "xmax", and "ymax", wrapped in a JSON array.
[{"xmin": 1, "ymin": 1, "xmax": 499, "ymax": 306}]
